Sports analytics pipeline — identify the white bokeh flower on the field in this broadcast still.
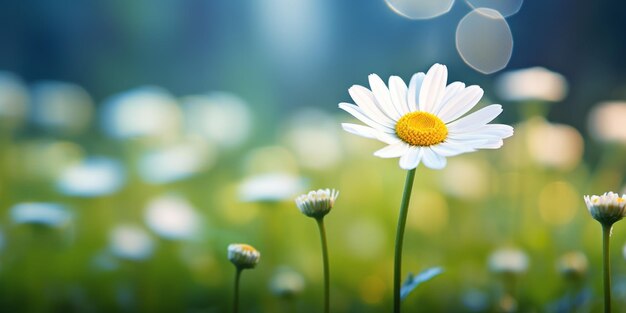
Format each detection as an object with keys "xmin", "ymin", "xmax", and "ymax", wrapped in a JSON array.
[
  {"xmin": 488, "ymin": 248, "xmax": 529, "ymax": 274},
  {"xmin": 101, "ymin": 86, "xmax": 182, "ymax": 140},
  {"xmin": 182, "ymin": 92, "xmax": 252, "ymax": 149},
  {"xmin": 588, "ymin": 101, "xmax": 626, "ymax": 143},
  {"xmin": 270, "ymin": 267, "xmax": 306, "ymax": 298},
  {"xmin": 557, "ymin": 251, "xmax": 588, "ymax": 279},
  {"xmin": 340, "ymin": 63, "xmax": 513, "ymax": 170},
  {"xmin": 526, "ymin": 118, "xmax": 584, "ymax": 170},
  {"xmin": 109, "ymin": 225, "xmax": 155, "ymax": 261},
  {"xmin": 10, "ymin": 202, "xmax": 71, "ymax": 227},
  {"xmin": 138, "ymin": 138, "xmax": 216, "ymax": 184},
  {"xmin": 144, "ymin": 195, "xmax": 200, "ymax": 240},
  {"xmin": 56, "ymin": 157, "xmax": 126, "ymax": 197},
  {"xmin": 281, "ymin": 108, "xmax": 343, "ymax": 170},
  {"xmin": 238, "ymin": 172, "xmax": 306, "ymax": 203},
  {"xmin": 495, "ymin": 67, "xmax": 568, "ymax": 102}
]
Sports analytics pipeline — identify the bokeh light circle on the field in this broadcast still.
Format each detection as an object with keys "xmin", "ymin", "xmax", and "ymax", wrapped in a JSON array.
[
  {"xmin": 456, "ymin": 8, "xmax": 513, "ymax": 74},
  {"xmin": 465, "ymin": 0, "xmax": 523, "ymax": 17},
  {"xmin": 385, "ymin": 0, "xmax": 455, "ymax": 20}
]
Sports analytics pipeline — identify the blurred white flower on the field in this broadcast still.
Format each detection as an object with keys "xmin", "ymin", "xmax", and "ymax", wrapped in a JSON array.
[
  {"xmin": 109, "ymin": 225, "xmax": 155, "ymax": 261},
  {"xmin": 30, "ymin": 81, "xmax": 94, "ymax": 134},
  {"xmin": 495, "ymin": 67, "xmax": 568, "ymax": 102},
  {"xmin": 10, "ymin": 202, "xmax": 71, "ymax": 227},
  {"xmin": 281, "ymin": 108, "xmax": 343, "ymax": 170},
  {"xmin": 270, "ymin": 266, "xmax": 306, "ymax": 298},
  {"xmin": 488, "ymin": 248, "xmax": 529, "ymax": 274},
  {"xmin": 144, "ymin": 195, "xmax": 200, "ymax": 240},
  {"xmin": 439, "ymin": 158, "xmax": 489, "ymax": 200},
  {"xmin": 588, "ymin": 101, "xmax": 626, "ymax": 143},
  {"xmin": 182, "ymin": 92, "xmax": 252, "ymax": 148},
  {"xmin": 56, "ymin": 157, "xmax": 126, "ymax": 197},
  {"xmin": 526, "ymin": 118, "xmax": 584, "ymax": 170},
  {"xmin": 101, "ymin": 86, "xmax": 182, "ymax": 140},
  {"xmin": 238, "ymin": 172, "xmax": 307, "ymax": 202},
  {"xmin": 557, "ymin": 251, "xmax": 588, "ymax": 279},
  {"xmin": 0, "ymin": 71, "xmax": 28, "ymax": 125},
  {"xmin": 138, "ymin": 138, "xmax": 216, "ymax": 184}
]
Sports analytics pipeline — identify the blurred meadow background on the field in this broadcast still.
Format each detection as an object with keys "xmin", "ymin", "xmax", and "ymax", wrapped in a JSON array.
[{"xmin": 1, "ymin": 0, "xmax": 626, "ymax": 312}]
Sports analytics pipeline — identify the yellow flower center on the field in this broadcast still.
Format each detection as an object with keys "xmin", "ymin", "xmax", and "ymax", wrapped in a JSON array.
[
  {"xmin": 395, "ymin": 111, "xmax": 448, "ymax": 146},
  {"xmin": 240, "ymin": 244, "xmax": 255, "ymax": 252}
]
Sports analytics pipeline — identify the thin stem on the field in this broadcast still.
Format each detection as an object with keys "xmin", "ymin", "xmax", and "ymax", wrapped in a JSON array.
[
  {"xmin": 602, "ymin": 224, "xmax": 612, "ymax": 313},
  {"xmin": 393, "ymin": 168, "xmax": 417, "ymax": 313},
  {"xmin": 316, "ymin": 217, "xmax": 330, "ymax": 313},
  {"xmin": 233, "ymin": 267, "xmax": 243, "ymax": 313}
]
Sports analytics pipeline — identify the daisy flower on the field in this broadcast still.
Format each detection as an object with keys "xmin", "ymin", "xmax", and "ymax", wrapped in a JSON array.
[
  {"xmin": 584, "ymin": 192, "xmax": 626, "ymax": 227},
  {"xmin": 340, "ymin": 63, "xmax": 513, "ymax": 170}
]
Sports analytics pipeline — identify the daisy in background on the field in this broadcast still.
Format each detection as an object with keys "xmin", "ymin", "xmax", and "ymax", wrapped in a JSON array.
[
  {"xmin": 584, "ymin": 192, "xmax": 626, "ymax": 313},
  {"xmin": 340, "ymin": 63, "xmax": 513, "ymax": 313}
]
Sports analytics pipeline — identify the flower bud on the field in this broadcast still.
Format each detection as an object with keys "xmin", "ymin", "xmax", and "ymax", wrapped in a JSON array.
[
  {"xmin": 295, "ymin": 189, "xmax": 339, "ymax": 219},
  {"xmin": 228, "ymin": 243, "xmax": 260, "ymax": 269},
  {"xmin": 584, "ymin": 192, "xmax": 626, "ymax": 226}
]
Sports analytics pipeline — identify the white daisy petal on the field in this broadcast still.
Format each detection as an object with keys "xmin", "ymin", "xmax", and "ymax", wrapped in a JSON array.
[
  {"xmin": 338, "ymin": 102, "xmax": 395, "ymax": 133},
  {"xmin": 389, "ymin": 76, "xmax": 410, "ymax": 115},
  {"xmin": 449, "ymin": 124, "xmax": 513, "ymax": 142},
  {"xmin": 340, "ymin": 64, "xmax": 513, "ymax": 171},
  {"xmin": 374, "ymin": 142, "xmax": 410, "ymax": 158},
  {"xmin": 439, "ymin": 82, "xmax": 466, "ymax": 111},
  {"xmin": 460, "ymin": 124, "xmax": 514, "ymax": 138},
  {"xmin": 438, "ymin": 86, "xmax": 484, "ymax": 123},
  {"xmin": 342, "ymin": 123, "xmax": 401, "ymax": 144},
  {"xmin": 341, "ymin": 123, "xmax": 379, "ymax": 139},
  {"xmin": 407, "ymin": 72, "xmax": 425, "ymax": 112},
  {"xmin": 349, "ymin": 85, "xmax": 397, "ymax": 125},
  {"xmin": 369, "ymin": 74, "xmax": 401, "ymax": 120},
  {"xmin": 476, "ymin": 139, "xmax": 504, "ymax": 149},
  {"xmin": 375, "ymin": 132, "xmax": 402, "ymax": 145},
  {"xmin": 399, "ymin": 147, "xmax": 423, "ymax": 170},
  {"xmin": 446, "ymin": 104, "xmax": 503, "ymax": 133},
  {"xmin": 419, "ymin": 64, "xmax": 448, "ymax": 113},
  {"xmin": 422, "ymin": 147, "xmax": 447, "ymax": 169},
  {"xmin": 431, "ymin": 142, "xmax": 476, "ymax": 157}
]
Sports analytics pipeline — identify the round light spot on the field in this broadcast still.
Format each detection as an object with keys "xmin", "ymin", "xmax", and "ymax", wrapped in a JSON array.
[
  {"xmin": 464, "ymin": 0, "xmax": 523, "ymax": 17},
  {"xmin": 385, "ymin": 0, "xmax": 455, "ymax": 20},
  {"xmin": 456, "ymin": 8, "xmax": 513, "ymax": 74},
  {"xmin": 345, "ymin": 219, "xmax": 386, "ymax": 259},
  {"xmin": 538, "ymin": 181, "xmax": 578, "ymax": 225},
  {"xmin": 407, "ymin": 191, "xmax": 449, "ymax": 234}
]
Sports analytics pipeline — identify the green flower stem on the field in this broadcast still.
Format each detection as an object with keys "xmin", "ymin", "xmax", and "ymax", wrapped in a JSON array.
[
  {"xmin": 602, "ymin": 224, "xmax": 612, "ymax": 313},
  {"xmin": 316, "ymin": 217, "xmax": 330, "ymax": 313},
  {"xmin": 393, "ymin": 168, "xmax": 417, "ymax": 313},
  {"xmin": 233, "ymin": 267, "xmax": 243, "ymax": 313}
]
